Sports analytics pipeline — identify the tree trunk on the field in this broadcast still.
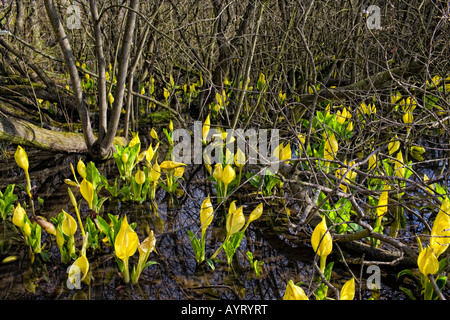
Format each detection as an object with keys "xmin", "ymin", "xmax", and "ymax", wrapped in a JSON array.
[
  {"xmin": 0, "ymin": 111, "xmax": 126, "ymax": 154},
  {"xmin": 0, "ymin": 111, "xmax": 87, "ymax": 153}
]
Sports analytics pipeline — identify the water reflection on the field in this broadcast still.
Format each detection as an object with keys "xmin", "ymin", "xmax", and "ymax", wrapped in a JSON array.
[{"xmin": 0, "ymin": 149, "xmax": 411, "ymax": 300}]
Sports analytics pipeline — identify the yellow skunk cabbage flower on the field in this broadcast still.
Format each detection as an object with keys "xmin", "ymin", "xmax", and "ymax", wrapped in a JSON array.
[
  {"xmin": 115, "ymin": 216, "xmax": 139, "ymax": 283},
  {"xmin": 129, "ymin": 134, "xmax": 140, "ymax": 148},
  {"xmin": 202, "ymin": 114, "xmax": 211, "ymax": 145},
  {"xmin": 311, "ymin": 216, "xmax": 333, "ymax": 271},
  {"xmin": 200, "ymin": 197, "xmax": 214, "ymax": 240},
  {"xmin": 376, "ymin": 183, "xmax": 390, "ymax": 224},
  {"xmin": 324, "ymin": 133, "xmax": 338, "ymax": 161},
  {"xmin": 359, "ymin": 102, "xmax": 375, "ymax": 115},
  {"xmin": 77, "ymin": 159, "xmax": 86, "ymax": 179},
  {"xmin": 149, "ymin": 161, "xmax": 161, "ymax": 182},
  {"xmin": 12, "ymin": 203, "xmax": 26, "ymax": 229},
  {"xmin": 108, "ymin": 92, "xmax": 114, "ymax": 105},
  {"xmin": 222, "ymin": 164, "xmax": 236, "ymax": 185},
  {"xmin": 368, "ymin": 153, "xmax": 377, "ymax": 171},
  {"xmin": 146, "ymin": 145, "xmax": 154, "ymax": 163},
  {"xmin": 388, "ymin": 137, "xmax": 400, "ymax": 155},
  {"xmin": 150, "ymin": 128, "xmax": 158, "ymax": 141},
  {"xmin": 61, "ymin": 210, "xmax": 77, "ymax": 237},
  {"xmin": 283, "ymin": 280, "xmax": 309, "ymax": 300},
  {"xmin": 135, "ymin": 170, "xmax": 146, "ymax": 185},
  {"xmin": 203, "ymin": 154, "xmax": 212, "ymax": 175},
  {"xmin": 173, "ymin": 166, "xmax": 185, "ymax": 179},
  {"xmin": 226, "ymin": 205, "xmax": 245, "ymax": 236},
  {"xmin": 137, "ymin": 151, "xmax": 146, "ymax": 163},
  {"xmin": 160, "ymin": 160, "xmax": 186, "ymax": 172},
  {"xmin": 340, "ymin": 278, "xmax": 355, "ymax": 300},
  {"xmin": 243, "ymin": 203, "xmax": 263, "ymax": 232},
  {"xmin": 410, "ymin": 146, "xmax": 425, "ymax": 161},
  {"xmin": 15, "ymin": 146, "xmax": 31, "ymax": 198},
  {"xmin": 121, "ymin": 152, "xmax": 129, "ymax": 165},
  {"xmin": 417, "ymin": 245, "xmax": 439, "ymax": 276},
  {"xmin": 298, "ymin": 133, "xmax": 306, "ymax": 145},
  {"xmin": 80, "ymin": 179, "xmax": 94, "ymax": 210},
  {"xmin": 132, "ymin": 230, "xmax": 157, "ymax": 284},
  {"xmin": 163, "ymin": 88, "xmax": 170, "ymax": 101},
  {"xmin": 23, "ymin": 221, "xmax": 32, "ymax": 238},
  {"xmin": 394, "ymin": 151, "xmax": 405, "ymax": 178},
  {"xmin": 336, "ymin": 107, "xmax": 349, "ymax": 124},
  {"xmin": 281, "ymin": 142, "xmax": 292, "ymax": 161},
  {"xmin": 234, "ymin": 148, "xmax": 246, "ymax": 168},
  {"xmin": 335, "ymin": 160, "xmax": 349, "ymax": 193},
  {"xmin": 391, "ymin": 91, "xmax": 402, "ymax": 105},
  {"xmin": 68, "ymin": 254, "xmax": 89, "ymax": 286},
  {"xmin": 430, "ymin": 198, "xmax": 450, "ymax": 257},
  {"xmin": 68, "ymin": 187, "xmax": 85, "ymax": 238},
  {"xmin": 403, "ymin": 111, "xmax": 413, "ymax": 124},
  {"xmin": 222, "ymin": 164, "xmax": 236, "ymax": 197},
  {"xmin": 15, "ymin": 146, "xmax": 29, "ymax": 172},
  {"xmin": 248, "ymin": 203, "xmax": 263, "ymax": 225}
]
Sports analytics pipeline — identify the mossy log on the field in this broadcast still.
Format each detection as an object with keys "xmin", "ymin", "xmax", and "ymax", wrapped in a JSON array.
[
  {"xmin": 0, "ymin": 111, "xmax": 88, "ymax": 153},
  {"xmin": 0, "ymin": 112, "xmax": 126, "ymax": 153}
]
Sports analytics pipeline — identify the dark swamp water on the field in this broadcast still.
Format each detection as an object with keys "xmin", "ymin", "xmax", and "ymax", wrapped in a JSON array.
[{"xmin": 0, "ymin": 145, "xmax": 416, "ymax": 300}]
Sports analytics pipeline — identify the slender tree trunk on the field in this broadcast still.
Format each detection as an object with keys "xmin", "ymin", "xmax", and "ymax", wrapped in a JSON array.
[
  {"xmin": 98, "ymin": 0, "xmax": 140, "ymax": 156},
  {"xmin": 89, "ymin": 0, "xmax": 108, "ymax": 141},
  {"xmin": 43, "ymin": 0, "xmax": 96, "ymax": 150}
]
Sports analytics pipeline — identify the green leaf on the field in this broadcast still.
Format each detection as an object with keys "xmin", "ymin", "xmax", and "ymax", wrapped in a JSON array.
[
  {"xmin": 205, "ymin": 259, "xmax": 215, "ymax": 270},
  {"xmin": 223, "ymin": 232, "xmax": 244, "ymax": 265},
  {"xmin": 399, "ymin": 286, "xmax": 416, "ymax": 300},
  {"xmin": 187, "ymin": 230, "xmax": 203, "ymax": 263},
  {"xmin": 142, "ymin": 261, "xmax": 158, "ymax": 270}
]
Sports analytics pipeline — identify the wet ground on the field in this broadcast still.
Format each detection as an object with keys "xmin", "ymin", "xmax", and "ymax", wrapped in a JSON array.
[{"xmin": 0, "ymin": 146, "xmax": 415, "ymax": 300}]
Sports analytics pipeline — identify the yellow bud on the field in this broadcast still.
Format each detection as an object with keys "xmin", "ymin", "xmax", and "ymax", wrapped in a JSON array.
[
  {"xmin": 202, "ymin": 114, "xmax": 210, "ymax": 144},
  {"xmin": 248, "ymin": 203, "xmax": 263, "ymax": 224},
  {"xmin": 56, "ymin": 227, "xmax": 65, "ymax": 248},
  {"xmin": 324, "ymin": 133, "xmax": 338, "ymax": 161},
  {"xmin": 226, "ymin": 205, "xmax": 245, "ymax": 235},
  {"xmin": 135, "ymin": 170, "xmax": 146, "ymax": 185},
  {"xmin": 200, "ymin": 197, "xmax": 214, "ymax": 239},
  {"xmin": 234, "ymin": 149, "xmax": 246, "ymax": 168},
  {"xmin": 14, "ymin": 146, "xmax": 29, "ymax": 172},
  {"xmin": 149, "ymin": 161, "xmax": 161, "ymax": 182},
  {"xmin": 340, "ymin": 278, "xmax": 355, "ymax": 300},
  {"xmin": 61, "ymin": 210, "xmax": 77, "ymax": 237},
  {"xmin": 12, "ymin": 203, "xmax": 26, "ymax": 229},
  {"xmin": 108, "ymin": 92, "xmax": 114, "ymax": 105},
  {"xmin": 24, "ymin": 221, "xmax": 32, "ymax": 238},
  {"xmin": 213, "ymin": 163, "xmax": 223, "ymax": 180},
  {"xmin": 80, "ymin": 179, "xmax": 94, "ymax": 210},
  {"xmin": 150, "ymin": 128, "xmax": 158, "ymax": 140},
  {"xmin": 77, "ymin": 159, "xmax": 86, "ymax": 179},
  {"xmin": 221, "ymin": 164, "xmax": 236, "ymax": 186},
  {"xmin": 145, "ymin": 145, "xmax": 154, "ymax": 163},
  {"xmin": 122, "ymin": 152, "xmax": 129, "ymax": 164},
  {"xmin": 311, "ymin": 216, "xmax": 332, "ymax": 258}
]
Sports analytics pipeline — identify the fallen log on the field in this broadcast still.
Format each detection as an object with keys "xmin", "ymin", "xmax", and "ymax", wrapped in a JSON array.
[{"xmin": 0, "ymin": 112, "xmax": 126, "ymax": 153}]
